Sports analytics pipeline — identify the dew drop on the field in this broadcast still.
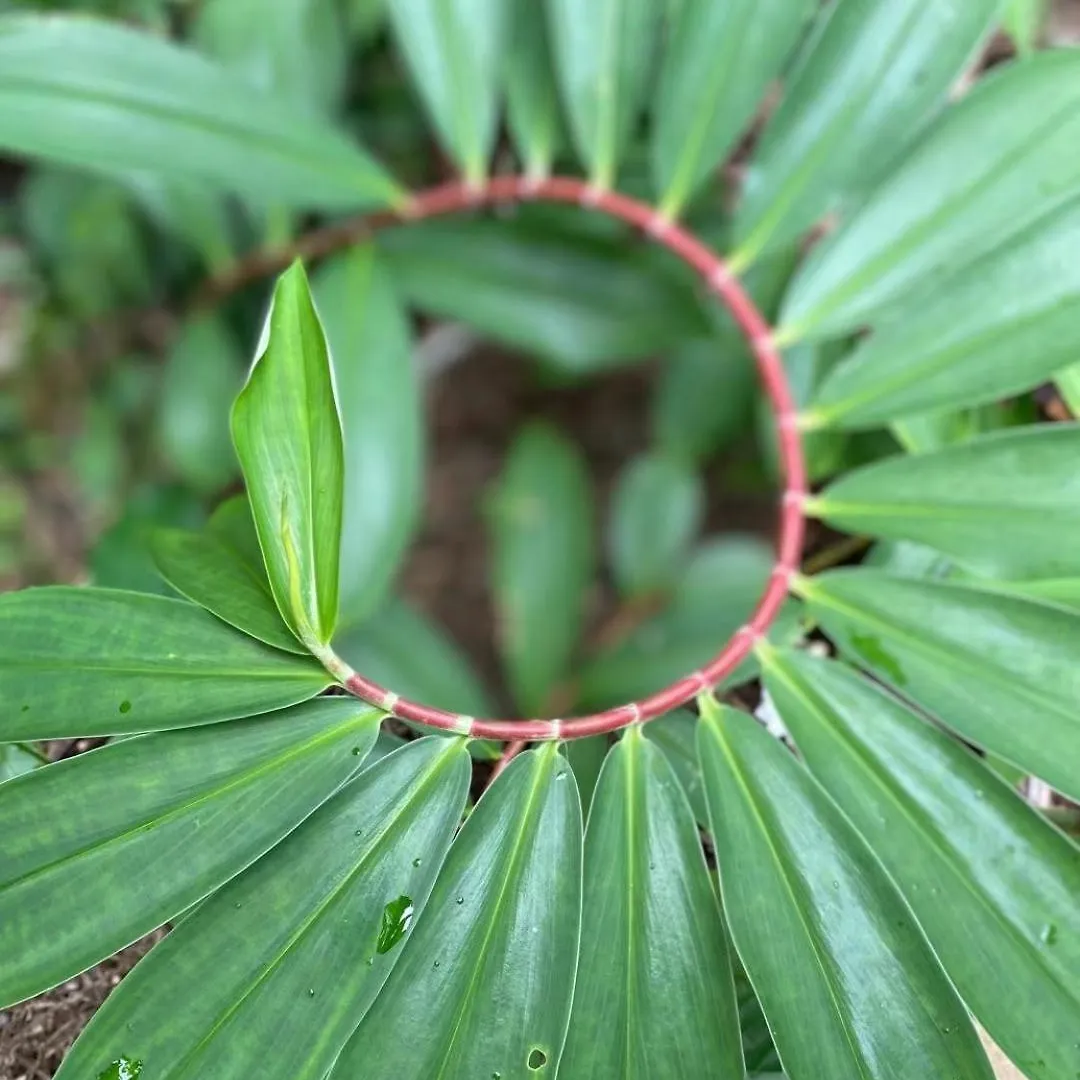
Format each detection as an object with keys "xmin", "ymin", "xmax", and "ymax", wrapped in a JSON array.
[
  {"xmin": 351, "ymin": 746, "xmax": 363, "ymax": 756},
  {"xmin": 492, "ymin": 1073, "xmax": 502, "ymax": 1079},
  {"xmin": 528, "ymin": 1048, "xmax": 548, "ymax": 1070},
  {"xmin": 831, "ymin": 880, "xmax": 839, "ymax": 889},
  {"xmin": 308, "ymin": 988, "xmax": 315, "ymax": 997},
  {"xmin": 412, "ymin": 858, "xmax": 422, "ymax": 867},
  {"xmin": 118, "ymin": 700, "xmax": 132, "ymax": 715},
  {"xmin": 234, "ymin": 902, "xmax": 242, "ymax": 910},
  {"xmin": 376, "ymin": 895, "xmax": 414, "ymax": 954},
  {"xmin": 433, "ymin": 960, "xmax": 441, "ymax": 969},
  {"xmin": 365, "ymin": 957, "xmax": 374, "ymax": 967},
  {"xmin": 96, "ymin": 1057, "xmax": 143, "ymax": 1080},
  {"xmin": 355, "ymin": 829, "xmax": 364, "ymax": 836},
  {"xmin": 456, "ymin": 896, "xmax": 465, "ymax": 905}
]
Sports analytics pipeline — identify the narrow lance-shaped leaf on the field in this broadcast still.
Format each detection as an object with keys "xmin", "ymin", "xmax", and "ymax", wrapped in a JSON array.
[
  {"xmin": 313, "ymin": 245, "xmax": 423, "ymax": 628},
  {"xmin": 781, "ymin": 49, "xmax": 1080, "ymax": 340},
  {"xmin": 805, "ymin": 196, "xmax": 1080, "ymax": 430},
  {"xmin": 232, "ymin": 261, "xmax": 344, "ymax": 653},
  {"xmin": 732, "ymin": 0, "xmax": 996, "ymax": 266},
  {"xmin": 807, "ymin": 425, "xmax": 1080, "ymax": 580},
  {"xmin": 560, "ymin": 729, "xmax": 744, "ymax": 1079},
  {"xmin": 0, "ymin": 699, "xmax": 380, "ymax": 1009},
  {"xmin": 332, "ymin": 743, "xmax": 583, "ymax": 1079},
  {"xmin": 799, "ymin": 568, "xmax": 1080, "ymax": 802},
  {"xmin": 544, "ymin": 0, "xmax": 663, "ymax": 189},
  {"xmin": 698, "ymin": 701, "xmax": 995, "ymax": 1080},
  {"xmin": 57, "ymin": 737, "xmax": 470, "ymax": 1080},
  {"xmin": 506, "ymin": 0, "xmax": 562, "ymax": 179},
  {"xmin": 386, "ymin": 0, "xmax": 509, "ymax": 184},
  {"xmin": 0, "ymin": 15, "xmax": 401, "ymax": 210},
  {"xmin": 488, "ymin": 422, "xmax": 593, "ymax": 715},
  {"xmin": 761, "ymin": 647, "xmax": 1080, "ymax": 1080},
  {"xmin": 0, "ymin": 587, "xmax": 329, "ymax": 741},
  {"xmin": 652, "ymin": 0, "xmax": 814, "ymax": 218}
]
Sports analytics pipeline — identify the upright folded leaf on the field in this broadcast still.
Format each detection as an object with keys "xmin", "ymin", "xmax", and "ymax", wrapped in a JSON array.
[
  {"xmin": 698, "ymin": 702, "xmax": 995, "ymax": 1080},
  {"xmin": 488, "ymin": 423, "xmax": 594, "ymax": 715},
  {"xmin": 781, "ymin": 49, "xmax": 1080, "ymax": 339},
  {"xmin": 332, "ymin": 744, "xmax": 582, "ymax": 1079},
  {"xmin": 0, "ymin": 699, "xmax": 380, "ymax": 1008},
  {"xmin": 652, "ymin": 0, "xmax": 814, "ymax": 217},
  {"xmin": 57, "ymin": 737, "xmax": 470, "ymax": 1080},
  {"xmin": 762, "ymin": 648, "xmax": 1080, "ymax": 1080},
  {"xmin": 807, "ymin": 425, "xmax": 1080, "ymax": 579},
  {"xmin": 545, "ymin": 0, "xmax": 662, "ymax": 189},
  {"xmin": 0, "ymin": 587, "xmax": 329, "ymax": 740},
  {"xmin": 232, "ymin": 262, "xmax": 344, "ymax": 653},
  {"xmin": 385, "ymin": 0, "xmax": 509, "ymax": 184},
  {"xmin": 313, "ymin": 246, "xmax": 423, "ymax": 628},
  {"xmin": 0, "ymin": 15, "xmax": 401, "ymax": 210},
  {"xmin": 732, "ymin": 0, "xmax": 996, "ymax": 265},
  {"xmin": 560, "ymin": 729, "xmax": 743, "ymax": 1079},
  {"xmin": 800, "ymin": 569, "xmax": 1080, "ymax": 801}
]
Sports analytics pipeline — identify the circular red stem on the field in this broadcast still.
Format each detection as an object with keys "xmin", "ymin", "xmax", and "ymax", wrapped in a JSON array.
[{"xmin": 339, "ymin": 176, "xmax": 807, "ymax": 741}]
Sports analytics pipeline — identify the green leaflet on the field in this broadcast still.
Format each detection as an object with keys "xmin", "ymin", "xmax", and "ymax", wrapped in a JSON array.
[
  {"xmin": 57, "ymin": 737, "xmax": 470, "ymax": 1080},
  {"xmin": 332, "ymin": 744, "xmax": 582, "ymax": 1079},
  {"xmin": 800, "ymin": 569, "xmax": 1080, "ymax": 802},
  {"xmin": 806, "ymin": 197, "xmax": 1080, "ymax": 430},
  {"xmin": 698, "ymin": 702, "xmax": 995, "ymax": 1080},
  {"xmin": 807, "ymin": 425, "xmax": 1080, "ymax": 580},
  {"xmin": 643, "ymin": 711, "xmax": 707, "ymax": 826},
  {"xmin": 313, "ymin": 246, "xmax": 423, "ymax": 628},
  {"xmin": 488, "ymin": 422, "xmax": 594, "ymax": 715},
  {"xmin": 544, "ymin": 0, "xmax": 662, "ymax": 188},
  {"xmin": 652, "ymin": 0, "xmax": 814, "ymax": 217},
  {"xmin": 0, "ymin": 743, "xmax": 44, "ymax": 785},
  {"xmin": 232, "ymin": 262, "xmax": 344, "ymax": 652},
  {"xmin": 505, "ymin": 0, "xmax": 561, "ymax": 178},
  {"xmin": 386, "ymin": 0, "xmax": 509, "ymax": 183},
  {"xmin": 560, "ymin": 730, "xmax": 743, "ymax": 1079},
  {"xmin": 0, "ymin": 15, "xmax": 401, "ymax": 210},
  {"xmin": 732, "ymin": 0, "xmax": 996, "ymax": 266},
  {"xmin": 781, "ymin": 49, "xmax": 1080, "ymax": 340},
  {"xmin": 608, "ymin": 452, "xmax": 704, "ymax": 600},
  {"xmin": 762, "ymin": 648, "xmax": 1080, "ymax": 1080},
  {"xmin": 378, "ymin": 213, "xmax": 709, "ymax": 375},
  {"xmin": 150, "ymin": 526, "xmax": 304, "ymax": 654},
  {"xmin": 562, "ymin": 735, "xmax": 609, "ymax": 819},
  {"xmin": 0, "ymin": 699, "xmax": 380, "ymax": 1008},
  {"xmin": 0, "ymin": 587, "xmax": 329, "ymax": 741}
]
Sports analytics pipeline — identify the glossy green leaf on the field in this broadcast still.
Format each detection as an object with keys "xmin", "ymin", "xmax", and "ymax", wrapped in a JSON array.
[
  {"xmin": 193, "ymin": 0, "xmax": 347, "ymax": 116},
  {"xmin": 386, "ymin": 0, "xmax": 509, "ymax": 183},
  {"xmin": 313, "ymin": 245, "xmax": 423, "ymax": 628},
  {"xmin": 560, "ymin": 729, "xmax": 742, "ymax": 1079},
  {"xmin": 808, "ymin": 425, "xmax": 1080, "ymax": 580},
  {"xmin": 734, "ymin": 952, "xmax": 782, "ymax": 1075},
  {"xmin": 332, "ymin": 743, "xmax": 582, "ymax": 1079},
  {"xmin": 232, "ymin": 262, "xmax": 344, "ymax": 652},
  {"xmin": 732, "ymin": 0, "xmax": 996, "ymax": 265},
  {"xmin": 807, "ymin": 196, "xmax": 1080, "ymax": 430},
  {"xmin": 577, "ymin": 537, "xmax": 773, "ymax": 708},
  {"xmin": 653, "ymin": 0, "xmax": 813, "ymax": 217},
  {"xmin": 544, "ymin": 0, "xmax": 661, "ymax": 188},
  {"xmin": 379, "ymin": 214, "xmax": 708, "ymax": 374},
  {"xmin": 57, "ymin": 736, "xmax": 470, "ymax": 1080},
  {"xmin": 563, "ymin": 735, "xmax": 609, "ymax": 818},
  {"xmin": 782, "ymin": 50, "xmax": 1080, "ymax": 339},
  {"xmin": 643, "ymin": 711, "xmax": 706, "ymax": 825},
  {"xmin": 506, "ymin": 0, "xmax": 561, "ymax": 178},
  {"xmin": 761, "ymin": 647, "xmax": 1080, "ymax": 1080},
  {"xmin": 207, "ymin": 493, "xmax": 265, "ymax": 569},
  {"xmin": 334, "ymin": 597, "xmax": 495, "ymax": 720},
  {"xmin": 609, "ymin": 452, "xmax": 703, "ymax": 600},
  {"xmin": 0, "ymin": 587, "xmax": 329, "ymax": 741},
  {"xmin": 0, "ymin": 743, "xmax": 44, "ymax": 785},
  {"xmin": 488, "ymin": 423, "xmax": 593, "ymax": 715},
  {"xmin": 800, "ymin": 569, "xmax": 1080, "ymax": 802},
  {"xmin": 0, "ymin": 698, "xmax": 380, "ymax": 1008},
  {"xmin": 698, "ymin": 701, "xmax": 995, "ymax": 1080},
  {"xmin": 0, "ymin": 15, "xmax": 401, "ymax": 210},
  {"xmin": 150, "ymin": 527, "xmax": 304, "ymax": 654}
]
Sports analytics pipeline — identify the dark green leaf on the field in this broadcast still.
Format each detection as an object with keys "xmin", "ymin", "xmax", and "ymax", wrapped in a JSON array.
[
  {"xmin": 488, "ymin": 423, "xmax": 593, "ymax": 714},
  {"xmin": 808, "ymin": 425, "xmax": 1080, "ymax": 579},
  {"xmin": 313, "ymin": 245, "xmax": 423, "ymax": 628},
  {"xmin": 732, "ymin": 0, "xmax": 996, "ymax": 265},
  {"xmin": 644, "ymin": 710, "xmax": 706, "ymax": 825},
  {"xmin": 506, "ymin": 0, "xmax": 561, "ymax": 179},
  {"xmin": 800, "ymin": 569, "xmax": 1080, "ymax": 802},
  {"xmin": 762, "ymin": 647, "xmax": 1080, "ymax": 1080},
  {"xmin": 698, "ymin": 701, "xmax": 995, "ymax": 1080},
  {"xmin": 232, "ymin": 261, "xmax": 344, "ymax": 652},
  {"xmin": 56, "ymin": 736, "xmax": 469, "ymax": 1080},
  {"xmin": 562, "ymin": 734, "xmax": 609, "ymax": 820},
  {"xmin": 332, "ymin": 743, "xmax": 582, "ymax": 1079},
  {"xmin": 560, "ymin": 729, "xmax": 742, "ymax": 1078},
  {"xmin": 0, "ymin": 699, "xmax": 380, "ymax": 1008},
  {"xmin": 0, "ymin": 15, "xmax": 401, "ymax": 210},
  {"xmin": 0, "ymin": 587, "xmax": 329, "ymax": 740}
]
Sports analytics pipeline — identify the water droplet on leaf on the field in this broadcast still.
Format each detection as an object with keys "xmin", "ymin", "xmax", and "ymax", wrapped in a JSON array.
[
  {"xmin": 376, "ymin": 895, "xmax": 414, "ymax": 954},
  {"xmin": 351, "ymin": 746, "xmax": 363, "ymax": 756},
  {"xmin": 412, "ymin": 858, "xmax": 422, "ymax": 867},
  {"xmin": 308, "ymin": 988, "xmax": 315, "ymax": 997},
  {"xmin": 456, "ymin": 896, "xmax": 464, "ymax": 905},
  {"xmin": 96, "ymin": 1057, "xmax": 143, "ymax": 1080},
  {"xmin": 528, "ymin": 1048, "xmax": 548, "ymax": 1070},
  {"xmin": 118, "ymin": 701, "xmax": 132, "ymax": 715}
]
